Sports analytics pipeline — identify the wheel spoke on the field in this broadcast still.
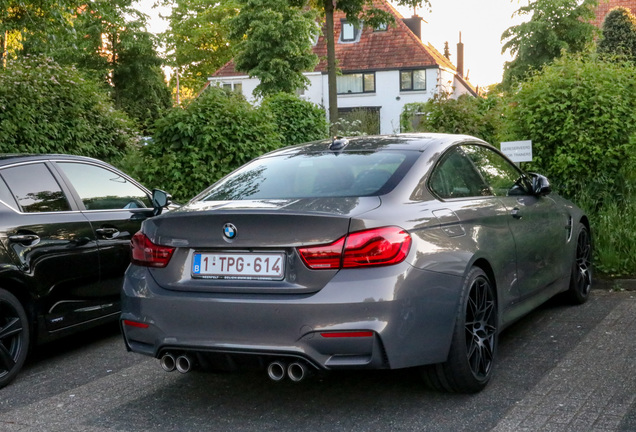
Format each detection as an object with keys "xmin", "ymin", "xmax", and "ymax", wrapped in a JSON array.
[
  {"xmin": 0, "ymin": 317, "xmax": 22, "ymax": 341},
  {"xmin": 465, "ymin": 276, "xmax": 497, "ymax": 379},
  {"xmin": 0, "ymin": 343, "xmax": 16, "ymax": 371}
]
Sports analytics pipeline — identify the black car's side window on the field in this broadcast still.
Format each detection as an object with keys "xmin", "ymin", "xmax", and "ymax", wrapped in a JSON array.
[
  {"xmin": 56, "ymin": 162, "xmax": 151, "ymax": 210},
  {"xmin": 428, "ymin": 147, "xmax": 491, "ymax": 199},
  {"xmin": 462, "ymin": 145, "xmax": 528, "ymax": 197},
  {"xmin": 1, "ymin": 163, "xmax": 71, "ymax": 213}
]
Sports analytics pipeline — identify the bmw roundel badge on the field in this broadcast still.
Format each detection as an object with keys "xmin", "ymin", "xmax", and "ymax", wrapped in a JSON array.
[{"xmin": 223, "ymin": 223, "xmax": 237, "ymax": 239}]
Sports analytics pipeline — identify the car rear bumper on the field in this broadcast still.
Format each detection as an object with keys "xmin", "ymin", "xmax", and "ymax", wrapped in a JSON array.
[{"xmin": 120, "ymin": 263, "xmax": 463, "ymax": 371}]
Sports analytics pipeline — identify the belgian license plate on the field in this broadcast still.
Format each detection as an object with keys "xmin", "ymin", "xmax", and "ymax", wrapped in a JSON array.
[{"xmin": 192, "ymin": 252, "xmax": 285, "ymax": 280}]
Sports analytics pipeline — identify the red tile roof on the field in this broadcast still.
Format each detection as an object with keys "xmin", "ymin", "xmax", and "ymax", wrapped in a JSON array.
[
  {"xmin": 213, "ymin": 0, "xmax": 455, "ymax": 77},
  {"xmin": 593, "ymin": 0, "xmax": 636, "ymax": 27}
]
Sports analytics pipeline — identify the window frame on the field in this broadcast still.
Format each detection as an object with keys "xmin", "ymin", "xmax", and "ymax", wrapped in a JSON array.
[
  {"xmin": 400, "ymin": 69, "xmax": 427, "ymax": 92},
  {"xmin": 340, "ymin": 20, "xmax": 361, "ymax": 43},
  {"xmin": 337, "ymin": 72, "xmax": 376, "ymax": 94}
]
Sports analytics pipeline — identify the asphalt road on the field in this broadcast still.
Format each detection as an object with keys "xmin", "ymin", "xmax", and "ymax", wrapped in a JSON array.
[{"xmin": 1, "ymin": 289, "xmax": 635, "ymax": 432}]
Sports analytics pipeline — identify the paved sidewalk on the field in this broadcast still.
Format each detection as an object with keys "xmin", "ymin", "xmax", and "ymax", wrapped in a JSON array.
[{"xmin": 492, "ymin": 291, "xmax": 636, "ymax": 432}]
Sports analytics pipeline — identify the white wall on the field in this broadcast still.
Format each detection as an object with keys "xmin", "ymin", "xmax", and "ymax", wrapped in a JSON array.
[{"xmin": 209, "ymin": 67, "xmax": 474, "ymax": 135}]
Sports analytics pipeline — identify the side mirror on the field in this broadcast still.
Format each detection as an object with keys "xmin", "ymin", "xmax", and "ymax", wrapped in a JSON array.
[
  {"xmin": 151, "ymin": 189, "xmax": 170, "ymax": 215},
  {"xmin": 530, "ymin": 173, "xmax": 552, "ymax": 196}
]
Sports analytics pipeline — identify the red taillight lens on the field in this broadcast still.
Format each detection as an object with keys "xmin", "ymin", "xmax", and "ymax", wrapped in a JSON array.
[
  {"xmin": 131, "ymin": 231, "xmax": 175, "ymax": 268},
  {"xmin": 343, "ymin": 227, "xmax": 411, "ymax": 268},
  {"xmin": 298, "ymin": 226, "xmax": 411, "ymax": 270},
  {"xmin": 298, "ymin": 236, "xmax": 345, "ymax": 269}
]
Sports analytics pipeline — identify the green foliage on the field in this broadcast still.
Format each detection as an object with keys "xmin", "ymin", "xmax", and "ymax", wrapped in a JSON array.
[
  {"xmin": 597, "ymin": 7, "xmax": 636, "ymax": 61},
  {"xmin": 332, "ymin": 109, "xmax": 381, "ymax": 136},
  {"xmin": 160, "ymin": 0, "xmax": 238, "ymax": 99},
  {"xmin": 504, "ymin": 53, "xmax": 636, "ymax": 198},
  {"xmin": 128, "ymin": 87, "xmax": 282, "ymax": 201},
  {"xmin": 501, "ymin": 0, "xmax": 598, "ymax": 89},
  {"xmin": 0, "ymin": 56, "xmax": 136, "ymax": 163},
  {"xmin": 112, "ymin": 27, "xmax": 173, "ymax": 135},
  {"xmin": 260, "ymin": 93, "xmax": 327, "ymax": 146},
  {"xmin": 228, "ymin": 0, "xmax": 319, "ymax": 97},
  {"xmin": 401, "ymin": 94, "xmax": 502, "ymax": 145}
]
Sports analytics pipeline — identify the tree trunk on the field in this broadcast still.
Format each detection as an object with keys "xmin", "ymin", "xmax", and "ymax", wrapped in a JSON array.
[
  {"xmin": 1, "ymin": 31, "xmax": 7, "ymax": 68},
  {"xmin": 324, "ymin": 0, "xmax": 338, "ymax": 134}
]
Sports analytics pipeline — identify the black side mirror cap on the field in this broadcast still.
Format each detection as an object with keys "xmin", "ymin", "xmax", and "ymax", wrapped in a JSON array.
[
  {"xmin": 151, "ymin": 189, "xmax": 171, "ymax": 215},
  {"xmin": 530, "ymin": 173, "xmax": 552, "ymax": 196}
]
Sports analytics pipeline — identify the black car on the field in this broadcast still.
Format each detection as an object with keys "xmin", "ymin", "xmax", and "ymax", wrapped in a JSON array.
[{"xmin": 0, "ymin": 154, "xmax": 167, "ymax": 388}]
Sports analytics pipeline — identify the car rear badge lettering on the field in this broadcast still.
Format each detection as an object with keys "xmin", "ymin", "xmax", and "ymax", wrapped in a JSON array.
[{"xmin": 223, "ymin": 223, "xmax": 237, "ymax": 239}]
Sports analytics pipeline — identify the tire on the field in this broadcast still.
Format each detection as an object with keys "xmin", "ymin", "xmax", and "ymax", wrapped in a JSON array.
[
  {"xmin": 421, "ymin": 267, "xmax": 497, "ymax": 393},
  {"xmin": 566, "ymin": 224, "xmax": 592, "ymax": 305},
  {"xmin": 0, "ymin": 289, "xmax": 30, "ymax": 389}
]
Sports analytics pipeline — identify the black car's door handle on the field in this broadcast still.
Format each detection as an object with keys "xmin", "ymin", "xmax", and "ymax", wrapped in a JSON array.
[
  {"xmin": 8, "ymin": 234, "xmax": 40, "ymax": 245},
  {"xmin": 511, "ymin": 208, "xmax": 522, "ymax": 219},
  {"xmin": 95, "ymin": 228, "xmax": 120, "ymax": 239}
]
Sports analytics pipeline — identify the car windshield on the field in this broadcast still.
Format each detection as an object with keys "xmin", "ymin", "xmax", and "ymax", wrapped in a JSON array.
[{"xmin": 197, "ymin": 151, "xmax": 419, "ymax": 201}]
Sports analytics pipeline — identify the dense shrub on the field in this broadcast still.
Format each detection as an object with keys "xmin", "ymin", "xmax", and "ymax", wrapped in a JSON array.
[
  {"xmin": 0, "ymin": 56, "xmax": 136, "ymax": 163},
  {"xmin": 127, "ymin": 87, "xmax": 281, "ymax": 202},
  {"xmin": 260, "ymin": 93, "xmax": 327, "ymax": 146},
  {"xmin": 400, "ymin": 93, "xmax": 502, "ymax": 145},
  {"xmin": 503, "ymin": 54, "xmax": 636, "ymax": 198}
]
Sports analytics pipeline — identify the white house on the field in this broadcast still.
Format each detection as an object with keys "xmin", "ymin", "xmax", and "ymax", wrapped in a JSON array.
[{"xmin": 209, "ymin": 0, "xmax": 476, "ymax": 134}]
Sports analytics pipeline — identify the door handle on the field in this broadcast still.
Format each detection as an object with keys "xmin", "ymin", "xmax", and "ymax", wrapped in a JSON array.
[
  {"xmin": 8, "ymin": 234, "xmax": 40, "ymax": 245},
  {"xmin": 96, "ymin": 228, "xmax": 120, "ymax": 239},
  {"xmin": 511, "ymin": 208, "xmax": 522, "ymax": 219}
]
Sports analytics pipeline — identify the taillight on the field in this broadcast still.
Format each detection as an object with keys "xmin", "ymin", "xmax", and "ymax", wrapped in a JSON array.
[
  {"xmin": 298, "ymin": 226, "xmax": 411, "ymax": 270},
  {"xmin": 131, "ymin": 231, "xmax": 175, "ymax": 268}
]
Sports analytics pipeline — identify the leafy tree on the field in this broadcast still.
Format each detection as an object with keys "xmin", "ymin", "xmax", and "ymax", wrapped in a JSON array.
[
  {"xmin": 160, "ymin": 0, "xmax": 239, "ymax": 101},
  {"xmin": 0, "ymin": 56, "xmax": 137, "ymax": 163},
  {"xmin": 503, "ymin": 53, "xmax": 636, "ymax": 198},
  {"xmin": 227, "ymin": 0, "xmax": 319, "ymax": 97},
  {"xmin": 261, "ymin": 92, "xmax": 327, "ymax": 145},
  {"xmin": 501, "ymin": 0, "xmax": 598, "ymax": 89},
  {"xmin": 128, "ymin": 87, "xmax": 281, "ymax": 201},
  {"xmin": 597, "ymin": 6, "xmax": 636, "ymax": 61},
  {"xmin": 400, "ymin": 93, "xmax": 503, "ymax": 145},
  {"xmin": 112, "ymin": 26, "xmax": 173, "ymax": 134}
]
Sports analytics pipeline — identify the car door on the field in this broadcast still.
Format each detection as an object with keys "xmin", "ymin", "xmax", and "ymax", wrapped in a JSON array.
[
  {"xmin": 462, "ymin": 145, "xmax": 570, "ymax": 300},
  {"xmin": 52, "ymin": 161, "xmax": 155, "ymax": 296},
  {"xmin": 0, "ymin": 162, "xmax": 102, "ymax": 331}
]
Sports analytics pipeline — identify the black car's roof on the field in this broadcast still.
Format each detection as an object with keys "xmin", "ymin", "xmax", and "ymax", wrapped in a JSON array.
[
  {"xmin": 0, "ymin": 153, "xmax": 107, "ymax": 166},
  {"xmin": 268, "ymin": 133, "xmax": 485, "ymax": 157}
]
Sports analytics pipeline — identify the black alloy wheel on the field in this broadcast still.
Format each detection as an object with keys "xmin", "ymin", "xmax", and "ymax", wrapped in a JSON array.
[
  {"xmin": 421, "ymin": 267, "xmax": 497, "ymax": 393},
  {"xmin": 0, "ymin": 289, "xmax": 29, "ymax": 389},
  {"xmin": 567, "ymin": 224, "xmax": 592, "ymax": 305}
]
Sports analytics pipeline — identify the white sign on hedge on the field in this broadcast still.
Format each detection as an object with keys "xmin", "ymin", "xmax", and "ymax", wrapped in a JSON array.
[{"xmin": 500, "ymin": 140, "xmax": 533, "ymax": 162}]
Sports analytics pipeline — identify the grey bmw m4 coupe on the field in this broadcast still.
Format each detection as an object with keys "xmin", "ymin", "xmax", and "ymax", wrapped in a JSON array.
[{"xmin": 121, "ymin": 133, "xmax": 591, "ymax": 393}]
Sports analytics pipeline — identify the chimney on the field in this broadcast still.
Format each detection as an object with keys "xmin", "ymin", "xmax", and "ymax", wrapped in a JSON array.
[
  {"xmin": 402, "ymin": 15, "xmax": 423, "ymax": 40},
  {"xmin": 456, "ymin": 32, "xmax": 464, "ymax": 78}
]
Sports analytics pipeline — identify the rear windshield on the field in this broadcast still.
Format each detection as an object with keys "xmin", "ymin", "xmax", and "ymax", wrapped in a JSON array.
[{"xmin": 196, "ymin": 151, "xmax": 418, "ymax": 201}]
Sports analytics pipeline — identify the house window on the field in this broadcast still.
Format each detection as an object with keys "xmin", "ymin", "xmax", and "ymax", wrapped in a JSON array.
[
  {"xmin": 219, "ymin": 81, "xmax": 242, "ymax": 93},
  {"xmin": 340, "ymin": 21, "xmax": 361, "ymax": 42},
  {"xmin": 400, "ymin": 70, "xmax": 427, "ymax": 91},
  {"xmin": 337, "ymin": 73, "xmax": 375, "ymax": 94}
]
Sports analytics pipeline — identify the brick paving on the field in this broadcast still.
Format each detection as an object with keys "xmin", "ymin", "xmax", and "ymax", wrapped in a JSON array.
[{"xmin": 492, "ymin": 291, "xmax": 636, "ymax": 432}]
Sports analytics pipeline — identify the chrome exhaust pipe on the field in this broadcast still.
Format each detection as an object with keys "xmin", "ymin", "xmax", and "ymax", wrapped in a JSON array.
[
  {"xmin": 267, "ymin": 361, "xmax": 286, "ymax": 382},
  {"xmin": 176, "ymin": 354, "xmax": 193, "ymax": 374},
  {"xmin": 287, "ymin": 362, "xmax": 308, "ymax": 382},
  {"xmin": 160, "ymin": 352, "xmax": 176, "ymax": 372}
]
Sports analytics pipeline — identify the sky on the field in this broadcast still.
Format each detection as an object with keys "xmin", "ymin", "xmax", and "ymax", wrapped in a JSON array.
[{"xmin": 134, "ymin": 0, "xmax": 529, "ymax": 88}]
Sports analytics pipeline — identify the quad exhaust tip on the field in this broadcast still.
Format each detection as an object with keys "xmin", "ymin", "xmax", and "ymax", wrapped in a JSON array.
[
  {"xmin": 160, "ymin": 352, "xmax": 194, "ymax": 373},
  {"xmin": 267, "ymin": 360, "xmax": 310, "ymax": 382}
]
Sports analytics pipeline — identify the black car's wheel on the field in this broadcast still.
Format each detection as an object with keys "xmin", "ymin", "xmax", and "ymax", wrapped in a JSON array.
[
  {"xmin": 566, "ymin": 224, "xmax": 592, "ymax": 305},
  {"xmin": 0, "ymin": 289, "xmax": 30, "ymax": 389},
  {"xmin": 422, "ymin": 267, "xmax": 497, "ymax": 393}
]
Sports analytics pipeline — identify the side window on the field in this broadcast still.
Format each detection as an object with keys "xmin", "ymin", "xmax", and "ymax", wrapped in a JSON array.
[
  {"xmin": 56, "ymin": 162, "xmax": 151, "ymax": 210},
  {"xmin": 428, "ymin": 148, "xmax": 491, "ymax": 199},
  {"xmin": 462, "ymin": 145, "xmax": 527, "ymax": 196},
  {"xmin": 1, "ymin": 163, "xmax": 71, "ymax": 212}
]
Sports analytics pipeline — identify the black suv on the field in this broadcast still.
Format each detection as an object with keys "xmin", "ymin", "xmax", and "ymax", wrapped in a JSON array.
[{"xmin": 0, "ymin": 154, "xmax": 167, "ymax": 388}]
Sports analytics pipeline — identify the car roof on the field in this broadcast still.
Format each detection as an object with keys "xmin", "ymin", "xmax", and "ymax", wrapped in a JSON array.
[
  {"xmin": 0, "ymin": 153, "xmax": 108, "ymax": 166},
  {"xmin": 267, "ymin": 133, "xmax": 486, "ymax": 157}
]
